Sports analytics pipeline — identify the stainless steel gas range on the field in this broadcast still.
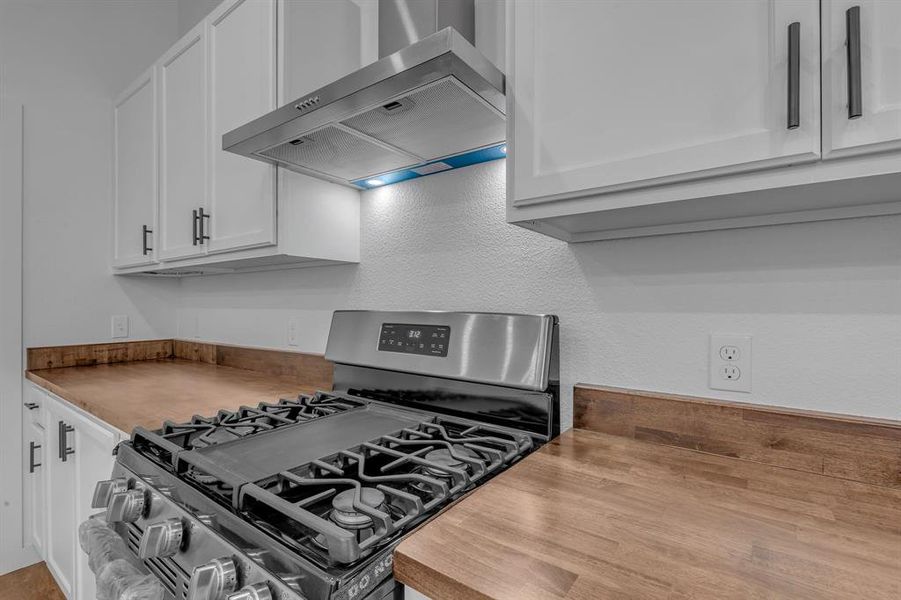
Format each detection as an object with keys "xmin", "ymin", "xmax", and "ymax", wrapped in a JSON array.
[{"xmin": 85, "ymin": 311, "xmax": 559, "ymax": 600}]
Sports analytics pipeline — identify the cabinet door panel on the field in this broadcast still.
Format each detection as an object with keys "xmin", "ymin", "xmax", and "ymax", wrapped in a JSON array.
[
  {"xmin": 44, "ymin": 399, "xmax": 76, "ymax": 598},
  {"xmin": 159, "ymin": 25, "xmax": 208, "ymax": 261},
  {"xmin": 25, "ymin": 420, "xmax": 46, "ymax": 557},
  {"xmin": 73, "ymin": 416, "xmax": 119, "ymax": 600},
  {"xmin": 823, "ymin": 0, "xmax": 901, "ymax": 157},
  {"xmin": 113, "ymin": 69, "xmax": 157, "ymax": 268},
  {"xmin": 208, "ymin": 0, "xmax": 277, "ymax": 253},
  {"xmin": 509, "ymin": 0, "xmax": 820, "ymax": 206}
]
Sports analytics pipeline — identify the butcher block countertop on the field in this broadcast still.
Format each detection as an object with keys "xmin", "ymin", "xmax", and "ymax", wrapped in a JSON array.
[
  {"xmin": 26, "ymin": 358, "xmax": 320, "ymax": 433},
  {"xmin": 394, "ymin": 428, "xmax": 901, "ymax": 600}
]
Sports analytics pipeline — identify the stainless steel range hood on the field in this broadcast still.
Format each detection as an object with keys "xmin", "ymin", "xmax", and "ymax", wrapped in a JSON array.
[{"xmin": 222, "ymin": 1, "xmax": 505, "ymax": 190}]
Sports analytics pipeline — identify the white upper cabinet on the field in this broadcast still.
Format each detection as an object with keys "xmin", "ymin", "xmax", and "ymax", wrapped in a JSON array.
[
  {"xmin": 112, "ymin": 0, "xmax": 362, "ymax": 275},
  {"xmin": 509, "ymin": 0, "xmax": 820, "ymax": 206},
  {"xmin": 507, "ymin": 0, "xmax": 901, "ymax": 242},
  {"xmin": 207, "ymin": 0, "xmax": 278, "ymax": 254},
  {"xmin": 113, "ymin": 68, "xmax": 157, "ymax": 268},
  {"xmin": 822, "ymin": 0, "xmax": 901, "ymax": 157},
  {"xmin": 159, "ymin": 23, "xmax": 208, "ymax": 261}
]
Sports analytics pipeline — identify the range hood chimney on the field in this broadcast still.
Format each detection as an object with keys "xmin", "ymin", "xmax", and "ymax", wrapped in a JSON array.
[
  {"xmin": 378, "ymin": 0, "xmax": 475, "ymax": 58},
  {"xmin": 222, "ymin": 0, "xmax": 505, "ymax": 190}
]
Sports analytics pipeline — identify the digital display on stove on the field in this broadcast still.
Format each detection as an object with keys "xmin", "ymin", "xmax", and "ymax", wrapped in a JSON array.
[{"xmin": 378, "ymin": 323, "xmax": 450, "ymax": 357}]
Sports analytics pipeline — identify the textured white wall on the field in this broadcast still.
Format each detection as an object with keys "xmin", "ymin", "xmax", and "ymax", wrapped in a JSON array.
[
  {"xmin": 176, "ymin": 0, "xmax": 222, "ymax": 37},
  {"xmin": 178, "ymin": 160, "xmax": 901, "ymax": 424},
  {"xmin": 0, "ymin": 0, "xmax": 182, "ymax": 346}
]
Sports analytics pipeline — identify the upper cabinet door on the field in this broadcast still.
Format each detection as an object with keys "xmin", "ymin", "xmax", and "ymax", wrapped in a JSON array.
[
  {"xmin": 113, "ymin": 68, "xmax": 157, "ymax": 268},
  {"xmin": 822, "ymin": 0, "xmax": 901, "ymax": 158},
  {"xmin": 508, "ymin": 0, "xmax": 821, "ymax": 207},
  {"xmin": 207, "ymin": 0, "xmax": 277, "ymax": 254},
  {"xmin": 159, "ymin": 24, "xmax": 209, "ymax": 261}
]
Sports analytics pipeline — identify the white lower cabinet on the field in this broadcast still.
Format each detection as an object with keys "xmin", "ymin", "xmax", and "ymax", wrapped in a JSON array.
[
  {"xmin": 26, "ymin": 382, "xmax": 124, "ymax": 599},
  {"xmin": 44, "ymin": 396, "xmax": 78, "ymax": 599},
  {"xmin": 404, "ymin": 586, "xmax": 432, "ymax": 600},
  {"xmin": 71, "ymin": 406, "xmax": 122, "ymax": 600},
  {"xmin": 24, "ymin": 419, "xmax": 45, "ymax": 558}
]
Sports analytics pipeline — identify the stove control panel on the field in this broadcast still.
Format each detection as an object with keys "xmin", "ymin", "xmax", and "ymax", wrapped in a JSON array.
[{"xmin": 378, "ymin": 323, "xmax": 449, "ymax": 357}]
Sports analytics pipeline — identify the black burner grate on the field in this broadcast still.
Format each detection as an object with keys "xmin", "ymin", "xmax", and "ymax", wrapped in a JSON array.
[
  {"xmin": 131, "ymin": 393, "xmax": 365, "ymax": 469},
  {"xmin": 238, "ymin": 416, "xmax": 533, "ymax": 567}
]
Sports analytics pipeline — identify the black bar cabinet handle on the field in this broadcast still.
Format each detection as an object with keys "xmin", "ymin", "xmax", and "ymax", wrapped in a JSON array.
[
  {"xmin": 29, "ymin": 442, "xmax": 41, "ymax": 473},
  {"xmin": 142, "ymin": 224, "xmax": 153, "ymax": 256},
  {"xmin": 787, "ymin": 21, "xmax": 800, "ymax": 129},
  {"xmin": 58, "ymin": 420, "xmax": 74, "ymax": 462},
  {"xmin": 192, "ymin": 209, "xmax": 200, "ymax": 246},
  {"xmin": 24, "ymin": 402, "xmax": 39, "ymax": 410},
  {"xmin": 846, "ymin": 6, "xmax": 862, "ymax": 119},
  {"xmin": 199, "ymin": 208, "xmax": 210, "ymax": 243}
]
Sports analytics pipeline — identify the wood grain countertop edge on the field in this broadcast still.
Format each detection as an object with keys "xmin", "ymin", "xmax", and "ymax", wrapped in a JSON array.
[
  {"xmin": 25, "ymin": 359, "xmax": 323, "ymax": 434},
  {"xmin": 575, "ymin": 382, "xmax": 901, "ymax": 429},
  {"xmin": 393, "ymin": 427, "xmax": 901, "ymax": 600}
]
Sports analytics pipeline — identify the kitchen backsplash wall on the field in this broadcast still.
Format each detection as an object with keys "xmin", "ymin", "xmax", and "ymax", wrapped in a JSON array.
[
  {"xmin": 1, "ymin": 0, "xmax": 183, "ymax": 347},
  {"xmin": 177, "ymin": 160, "xmax": 901, "ymax": 425}
]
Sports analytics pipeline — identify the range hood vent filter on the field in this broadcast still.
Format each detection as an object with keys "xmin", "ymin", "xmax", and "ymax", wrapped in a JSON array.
[
  {"xmin": 223, "ymin": 25, "xmax": 506, "ymax": 189},
  {"xmin": 340, "ymin": 77, "xmax": 504, "ymax": 163},
  {"xmin": 259, "ymin": 124, "xmax": 418, "ymax": 182}
]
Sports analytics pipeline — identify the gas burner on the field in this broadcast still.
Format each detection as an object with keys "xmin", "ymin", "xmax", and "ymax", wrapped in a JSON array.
[
  {"xmin": 330, "ymin": 487, "xmax": 387, "ymax": 529},
  {"xmin": 312, "ymin": 487, "xmax": 389, "ymax": 556},
  {"xmin": 421, "ymin": 446, "xmax": 480, "ymax": 477}
]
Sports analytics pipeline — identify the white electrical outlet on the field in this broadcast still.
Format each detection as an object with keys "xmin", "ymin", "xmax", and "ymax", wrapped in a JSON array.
[
  {"xmin": 709, "ymin": 334, "xmax": 751, "ymax": 392},
  {"xmin": 111, "ymin": 315, "xmax": 129, "ymax": 339},
  {"xmin": 287, "ymin": 317, "xmax": 299, "ymax": 347}
]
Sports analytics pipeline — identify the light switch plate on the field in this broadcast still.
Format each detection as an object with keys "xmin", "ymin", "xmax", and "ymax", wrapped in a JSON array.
[
  {"xmin": 111, "ymin": 315, "xmax": 129, "ymax": 339},
  {"xmin": 709, "ymin": 334, "xmax": 751, "ymax": 392}
]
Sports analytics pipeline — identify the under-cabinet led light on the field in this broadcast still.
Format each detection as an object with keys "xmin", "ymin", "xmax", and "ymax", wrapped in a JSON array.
[{"xmin": 353, "ymin": 143, "xmax": 508, "ymax": 190}]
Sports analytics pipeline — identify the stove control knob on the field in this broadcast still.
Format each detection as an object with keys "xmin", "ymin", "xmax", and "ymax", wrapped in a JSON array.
[
  {"xmin": 106, "ymin": 489, "xmax": 146, "ymax": 523},
  {"xmin": 188, "ymin": 557, "xmax": 237, "ymax": 600},
  {"xmin": 91, "ymin": 478, "xmax": 126, "ymax": 509},
  {"xmin": 226, "ymin": 582, "xmax": 272, "ymax": 600},
  {"xmin": 138, "ymin": 517, "xmax": 183, "ymax": 559}
]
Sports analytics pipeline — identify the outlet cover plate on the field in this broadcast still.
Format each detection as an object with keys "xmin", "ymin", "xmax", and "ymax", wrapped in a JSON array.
[
  {"xmin": 287, "ymin": 317, "xmax": 299, "ymax": 347},
  {"xmin": 111, "ymin": 315, "xmax": 129, "ymax": 339},
  {"xmin": 709, "ymin": 334, "xmax": 751, "ymax": 392}
]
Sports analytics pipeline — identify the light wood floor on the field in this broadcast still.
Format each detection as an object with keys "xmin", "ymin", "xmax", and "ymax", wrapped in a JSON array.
[{"xmin": 0, "ymin": 562, "xmax": 64, "ymax": 600}]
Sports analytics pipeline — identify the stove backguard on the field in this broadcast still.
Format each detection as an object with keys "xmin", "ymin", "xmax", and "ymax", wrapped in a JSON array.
[{"xmin": 326, "ymin": 311, "xmax": 560, "ymax": 440}]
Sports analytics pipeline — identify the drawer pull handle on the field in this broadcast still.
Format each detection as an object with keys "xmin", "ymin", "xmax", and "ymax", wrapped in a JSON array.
[
  {"xmin": 58, "ymin": 420, "xmax": 75, "ymax": 462},
  {"xmin": 29, "ymin": 442, "xmax": 41, "ymax": 473},
  {"xmin": 198, "ymin": 207, "xmax": 210, "ymax": 244},
  {"xmin": 846, "ymin": 6, "xmax": 862, "ymax": 119},
  {"xmin": 142, "ymin": 224, "xmax": 153, "ymax": 256},
  {"xmin": 24, "ymin": 402, "xmax": 39, "ymax": 410},
  {"xmin": 787, "ymin": 21, "xmax": 800, "ymax": 129}
]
